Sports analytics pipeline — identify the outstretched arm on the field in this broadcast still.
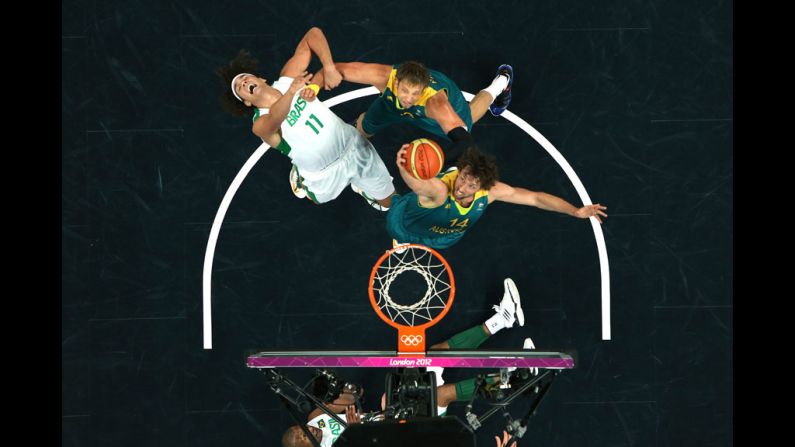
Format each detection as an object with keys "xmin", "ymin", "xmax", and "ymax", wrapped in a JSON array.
[
  {"xmin": 489, "ymin": 182, "xmax": 608, "ymax": 223},
  {"xmin": 313, "ymin": 62, "xmax": 392, "ymax": 92},
  {"xmin": 280, "ymin": 27, "xmax": 342, "ymax": 89},
  {"xmin": 395, "ymin": 144, "xmax": 448, "ymax": 205}
]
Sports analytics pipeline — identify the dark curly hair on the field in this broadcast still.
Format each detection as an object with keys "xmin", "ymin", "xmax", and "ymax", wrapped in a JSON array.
[
  {"xmin": 396, "ymin": 61, "xmax": 431, "ymax": 87},
  {"xmin": 455, "ymin": 147, "xmax": 500, "ymax": 189},
  {"xmin": 215, "ymin": 49, "xmax": 261, "ymax": 117}
]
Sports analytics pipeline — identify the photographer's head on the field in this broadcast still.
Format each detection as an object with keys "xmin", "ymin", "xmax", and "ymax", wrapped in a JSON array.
[{"xmin": 281, "ymin": 425, "xmax": 322, "ymax": 447}]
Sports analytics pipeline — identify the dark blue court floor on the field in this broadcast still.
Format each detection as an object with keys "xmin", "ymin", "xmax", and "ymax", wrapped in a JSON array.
[{"xmin": 62, "ymin": 1, "xmax": 732, "ymax": 446}]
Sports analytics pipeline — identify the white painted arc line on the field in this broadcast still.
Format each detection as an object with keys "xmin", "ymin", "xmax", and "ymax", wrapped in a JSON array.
[
  {"xmin": 202, "ymin": 142, "xmax": 270, "ymax": 349},
  {"xmin": 321, "ymin": 86, "xmax": 381, "ymax": 107},
  {"xmin": 464, "ymin": 92, "xmax": 611, "ymax": 340}
]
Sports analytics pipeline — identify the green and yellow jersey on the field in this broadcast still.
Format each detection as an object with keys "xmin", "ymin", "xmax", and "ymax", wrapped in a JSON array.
[
  {"xmin": 386, "ymin": 168, "xmax": 489, "ymax": 249},
  {"xmin": 362, "ymin": 64, "xmax": 473, "ymax": 138}
]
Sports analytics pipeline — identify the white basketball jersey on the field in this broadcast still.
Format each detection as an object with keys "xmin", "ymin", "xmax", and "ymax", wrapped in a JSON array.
[
  {"xmin": 307, "ymin": 412, "xmax": 348, "ymax": 447},
  {"xmin": 259, "ymin": 76, "xmax": 352, "ymax": 172}
]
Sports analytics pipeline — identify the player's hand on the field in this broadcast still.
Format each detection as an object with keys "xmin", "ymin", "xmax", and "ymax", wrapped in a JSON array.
[
  {"xmin": 574, "ymin": 203, "xmax": 608, "ymax": 223},
  {"xmin": 287, "ymin": 71, "xmax": 313, "ymax": 95},
  {"xmin": 323, "ymin": 65, "xmax": 343, "ymax": 90},
  {"xmin": 345, "ymin": 405, "xmax": 361, "ymax": 425},
  {"xmin": 299, "ymin": 84, "xmax": 318, "ymax": 102},
  {"xmin": 395, "ymin": 144, "xmax": 411, "ymax": 170},
  {"xmin": 495, "ymin": 431, "xmax": 517, "ymax": 447}
]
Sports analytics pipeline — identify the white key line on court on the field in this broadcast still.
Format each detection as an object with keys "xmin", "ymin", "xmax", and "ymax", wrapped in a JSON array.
[
  {"xmin": 482, "ymin": 95, "xmax": 611, "ymax": 341},
  {"xmin": 202, "ymin": 86, "xmax": 611, "ymax": 349},
  {"xmin": 202, "ymin": 142, "xmax": 270, "ymax": 349}
]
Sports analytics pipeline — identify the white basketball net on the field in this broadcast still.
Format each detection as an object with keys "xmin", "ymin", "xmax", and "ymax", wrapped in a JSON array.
[{"xmin": 371, "ymin": 245, "xmax": 453, "ymax": 327}]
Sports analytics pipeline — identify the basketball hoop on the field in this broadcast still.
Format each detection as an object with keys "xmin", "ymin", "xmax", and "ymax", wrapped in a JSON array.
[{"xmin": 368, "ymin": 244, "xmax": 455, "ymax": 354}]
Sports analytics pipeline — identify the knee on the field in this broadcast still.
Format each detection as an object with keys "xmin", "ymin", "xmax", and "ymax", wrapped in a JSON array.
[
  {"xmin": 357, "ymin": 113, "xmax": 373, "ymax": 137},
  {"xmin": 436, "ymin": 383, "xmax": 457, "ymax": 407}
]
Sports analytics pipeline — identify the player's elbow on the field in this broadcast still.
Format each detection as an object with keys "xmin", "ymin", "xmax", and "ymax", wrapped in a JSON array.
[
  {"xmin": 305, "ymin": 27, "xmax": 323, "ymax": 39},
  {"xmin": 297, "ymin": 27, "xmax": 323, "ymax": 52},
  {"xmin": 524, "ymin": 191, "xmax": 541, "ymax": 207}
]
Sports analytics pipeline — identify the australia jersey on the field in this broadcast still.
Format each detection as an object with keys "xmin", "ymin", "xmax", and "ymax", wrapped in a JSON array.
[
  {"xmin": 386, "ymin": 168, "xmax": 489, "ymax": 249},
  {"xmin": 371, "ymin": 64, "xmax": 473, "ymax": 137},
  {"xmin": 254, "ymin": 77, "xmax": 353, "ymax": 173},
  {"xmin": 307, "ymin": 412, "xmax": 348, "ymax": 447}
]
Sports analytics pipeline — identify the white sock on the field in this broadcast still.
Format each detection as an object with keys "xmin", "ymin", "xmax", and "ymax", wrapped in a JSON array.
[
  {"xmin": 485, "ymin": 313, "xmax": 506, "ymax": 335},
  {"xmin": 481, "ymin": 74, "xmax": 509, "ymax": 102}
]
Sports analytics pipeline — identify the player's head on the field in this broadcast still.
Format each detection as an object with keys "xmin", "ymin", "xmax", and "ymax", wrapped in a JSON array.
[
  {"xmin": 395, "ymin": 61, "xmax": 431, "ymax": 108},
  {"xmin": 453, "ymin": 148, "xmax": 499, "ymax": 199},
  {"xmin": 281, "ymin": 424, "xmax": 322, "ymax": 447},
  {"xmin": 216, "ymin": 50, "xmax": 279, "ymax": 115}
]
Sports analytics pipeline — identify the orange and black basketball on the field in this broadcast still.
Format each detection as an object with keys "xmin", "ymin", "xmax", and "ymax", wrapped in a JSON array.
[{"xmin": 405, "ymin": 138, "xmax": 444, "ymax": 180}]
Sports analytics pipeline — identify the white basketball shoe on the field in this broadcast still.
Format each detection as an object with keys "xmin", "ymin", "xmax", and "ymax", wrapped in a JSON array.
[
  {"xmin": 492, "ymin": 278, "xmax": 524, "ymax": 328},
  {"xmin": 289, "ymin": 165, "xmax": 307, "ymax": 199}
]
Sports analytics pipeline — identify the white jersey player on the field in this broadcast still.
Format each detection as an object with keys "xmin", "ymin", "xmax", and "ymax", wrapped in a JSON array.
[
  {"xmin": 221, "ymin": 27, "xmax": 394, "ymax": 210},
  {"xmin": 251, "ymin": 77, "xmax": 394, "ymax": 206}
]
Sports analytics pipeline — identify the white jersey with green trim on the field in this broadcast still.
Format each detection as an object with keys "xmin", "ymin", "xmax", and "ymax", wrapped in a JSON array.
[
  {"xmin": 307, "ymin": 412, "xmax": 348, "ymax": 447},
  {"xmin": 258, "ymin": 76, "xmax": 352, "ymax": 173}
]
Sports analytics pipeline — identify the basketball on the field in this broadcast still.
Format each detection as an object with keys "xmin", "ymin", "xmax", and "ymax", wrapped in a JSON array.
[{"xmin": 405, "ymin": 138, "xmax": 444, "ymax": 180}]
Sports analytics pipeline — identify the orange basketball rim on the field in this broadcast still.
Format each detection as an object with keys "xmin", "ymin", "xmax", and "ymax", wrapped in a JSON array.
[{"xmin": 368, "ymin": 243, "xmax": 456, "ymax": 355}]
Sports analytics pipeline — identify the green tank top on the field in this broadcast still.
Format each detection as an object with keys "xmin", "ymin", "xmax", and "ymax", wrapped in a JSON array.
[
  {"xmin": 398, "ymin": 168, "xmax": 489, "ymax": 242},
  {"xmin": 379, "ymin": 64, "xmax": 471, "ymax": 135}
]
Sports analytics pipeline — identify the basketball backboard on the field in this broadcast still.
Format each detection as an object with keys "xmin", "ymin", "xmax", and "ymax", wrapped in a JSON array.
[{"xmin": 246, "ymin": 349, "xmax": 575, "ymax": 369}]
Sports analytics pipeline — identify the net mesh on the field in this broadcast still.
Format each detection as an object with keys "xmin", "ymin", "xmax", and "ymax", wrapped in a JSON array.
[{"xmin": 371, "ymin": 245, "xmax": 453, "ymax": 326}]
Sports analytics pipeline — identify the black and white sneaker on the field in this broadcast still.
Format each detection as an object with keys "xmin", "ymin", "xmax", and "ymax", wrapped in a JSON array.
[
  {"xmin": 492, "ymin": 277, "xmax": 524, "ymax": 327},
  {"xmin": 488, "ymin": 64, "xmax": 514, "ymax": 116}
]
